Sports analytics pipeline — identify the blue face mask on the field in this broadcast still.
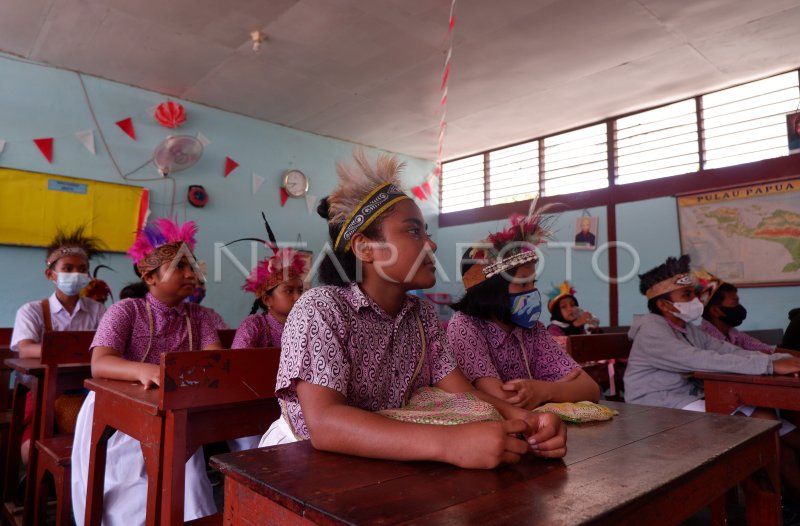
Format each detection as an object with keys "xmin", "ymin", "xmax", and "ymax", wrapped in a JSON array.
[{"xmin": 509, "ymin": 289, "xmax": 542, "ymax": 329}]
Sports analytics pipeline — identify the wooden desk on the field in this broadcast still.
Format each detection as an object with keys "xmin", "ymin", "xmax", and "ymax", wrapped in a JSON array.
[
  {"xmin": 2, "ymin": 358, "xmax": 90, "ymax": 526},
  {"xmin": 211, "ymin": 402, "xmax": 781, "ymax": 525},
  {"xmin": 84, "ymin": 348, "xmax": 280, "ymax": 526},
  {"xmin": 694, "ymin": 371, "xmax": 800, "ymax": 414}
]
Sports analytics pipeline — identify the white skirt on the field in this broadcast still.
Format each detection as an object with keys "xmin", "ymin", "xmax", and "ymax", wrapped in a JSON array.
[
  {"xmin": 71, "ymin": 391, "xmax": 216, "ymax": 526},
  {"xmin": 258, "ymin": 416, "xmax": 299, "ymax": 447}
]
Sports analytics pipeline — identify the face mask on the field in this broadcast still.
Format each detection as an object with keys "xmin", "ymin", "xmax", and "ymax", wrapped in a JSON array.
[
  {"xmin": 719, "ymin": 305, "xmax": 747, "ymax": 327},
  {"xmin": 55, "ymin": 272, "xmax": 91, "ymax": 296},
  {"xmin": 184, "ymin": 286, "xmax": 206, "ymax": 304},
  {"xmin": 509, "ymin": 289, "xmax": 542, "ymax": 329},
  {"xmin": 669, "ymin": 297, "xmax": 704, "ymax": 323}
]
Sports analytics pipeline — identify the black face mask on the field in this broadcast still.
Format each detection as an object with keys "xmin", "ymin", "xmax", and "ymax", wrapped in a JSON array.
[{"xmin": 719, "ymin": 305, "xmax": 747, "ymax": 327}]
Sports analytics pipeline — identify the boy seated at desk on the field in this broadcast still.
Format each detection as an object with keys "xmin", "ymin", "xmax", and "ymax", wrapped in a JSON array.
[{"xmin": 624, "ymin": 254, "xmax": 800, "ymax": 497}]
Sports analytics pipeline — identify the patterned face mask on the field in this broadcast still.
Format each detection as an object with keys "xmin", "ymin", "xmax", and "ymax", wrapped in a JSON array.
[{"xmin": 509, "ymin": 289, "xmax": 542, "ymax": 329}]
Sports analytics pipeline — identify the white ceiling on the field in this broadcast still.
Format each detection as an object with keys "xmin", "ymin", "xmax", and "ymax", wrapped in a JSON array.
[{"xmin": 1, "ymin": 0, "xmax": 799, "ymax": 161}]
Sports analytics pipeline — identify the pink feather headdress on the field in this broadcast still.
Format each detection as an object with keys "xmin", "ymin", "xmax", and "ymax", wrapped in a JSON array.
[
  {"xmin": 227, "ymin": 212, "xmax": 308, "ymax": 297},
  {"xmin": 128, "ymin": 217, "xmax": 198, "ymax": 275},
  {"xmin": 243, "ymin": 248, "xmax": 307, "ymax": 297}
]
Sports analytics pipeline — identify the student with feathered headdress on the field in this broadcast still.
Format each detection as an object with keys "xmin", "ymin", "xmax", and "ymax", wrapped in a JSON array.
[
  {"xmin": 447, "ymin": 212, "xmax": 600, "ymax": 410},
  {"xmin": 259, "ymin": 149, "xmax": 566, "ymax": 469},
  {"xmin": 71, "ymin": 217, "xmax": 221, "ymax": 526},
  {"xmin": 545, "ymin": 281, "xmax": 599, "ymax": 337},
  {"xmin": 10, "ymin": 225, "xmax": 107, "ymax": 464},
  {"xmin": 228, "ymin": 214, "xmax": 307, "ymax": 350}
]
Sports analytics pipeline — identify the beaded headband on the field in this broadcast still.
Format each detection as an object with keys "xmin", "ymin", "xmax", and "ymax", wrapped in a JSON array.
[{"xmin": 334, "ymin": 183, "xmax": 410, "ymax": 253}]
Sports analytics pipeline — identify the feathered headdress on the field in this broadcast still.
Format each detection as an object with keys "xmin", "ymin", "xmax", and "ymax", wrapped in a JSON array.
[
  {"xmin": 694, "ymin": 269, "xmax": 724, "ymax": 306},
  {"xmin": 80, "ymin": 264, "xmax": 115, "ymax": 304},
  {"xmin": 324, "ymin": 149, "xmax": 411, "ymax": 253},
  {"xmin": 46, "ymin": 225, "xmax": 107, "ymax": 267},
  {"xmin": 546, "ymin": 281, "xmax": 577, "ymax": 313},
  {"xmin": 639, "ymin": 254, "xmax": 695, "ymax": 300},
  {"xmin": 227, "ymin": 212, "xmax": 308, "ymax": 297},
  {"xmin": 462, "ymin": 199, "xmax": 552, "ymax": 289},
  {"xmin": 128, "ymin": 217, "xmax": 198, "ymax": 276}
]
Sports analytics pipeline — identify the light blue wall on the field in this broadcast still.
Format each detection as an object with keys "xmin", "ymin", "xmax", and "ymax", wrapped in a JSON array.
[
  {"xmin": 0, "ymin": 54, "xmax": 436, "ymax": 327},
  {"xmin": 433, "ymin": 196, "xmax": 796, "ymax": 332}
]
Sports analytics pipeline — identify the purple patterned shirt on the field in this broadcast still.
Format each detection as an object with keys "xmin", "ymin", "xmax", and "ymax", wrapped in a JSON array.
[
  {"xmin": 700, "ymin": 319, "xmax": 774, "ymax": 354},
  {"xmin": 447, "ymin": 311, "xmax": 580, "ymax": 383},
  {"xmin": 277, "ymin": 283, "xmax": 457, "ymax": 439},
  {"xmin": 231, "ymin": 312, "xmax": 284, "ymax": 349},
  {"xmin": 90, "ymin": 293, "xmax": 221, "ymax": 364}
]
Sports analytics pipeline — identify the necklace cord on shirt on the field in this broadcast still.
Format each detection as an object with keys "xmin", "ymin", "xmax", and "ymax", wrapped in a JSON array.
[
  {"xmin": 141, "ymin": 301, "xmax": 192, "ymax": 363},
  {"xmin": 518, "ymin": 339, "xmax": 534, "ymax": 380}
]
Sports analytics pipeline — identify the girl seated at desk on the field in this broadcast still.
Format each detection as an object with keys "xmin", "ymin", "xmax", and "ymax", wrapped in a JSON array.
[
  {"xmin": 447, "ymin": 223, "xmax": 600, "ymax": 410},
  {"xmin": 259, "ymin": 150, "xmax": 566, "ymax": 469},
  {"xmin": 71, "ymin": 218, "xmax": 223, "ymax": 526}
]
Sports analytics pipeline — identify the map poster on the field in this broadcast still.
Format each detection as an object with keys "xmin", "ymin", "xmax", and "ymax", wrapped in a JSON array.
[{"xmin": 677, "ymin": 178, "xmax": 800, "ymax": 286}]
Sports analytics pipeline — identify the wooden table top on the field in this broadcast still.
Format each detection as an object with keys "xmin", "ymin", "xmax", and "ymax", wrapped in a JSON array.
[
  {"xmin": 84, "ymin": 377, "xmax": 160, "ymax": 416},
  {"xmin": 211, "ymin": 402, "xmax": 779, "ymax": 525},
  {"xmin": 694, "ymin": 371, "xmax": 800, "ymax": 386}
]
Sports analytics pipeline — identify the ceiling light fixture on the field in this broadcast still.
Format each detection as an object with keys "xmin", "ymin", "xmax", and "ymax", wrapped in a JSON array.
[{"xmin": 250, "ymin": 30, "xmax": 266, "ymax": 52}]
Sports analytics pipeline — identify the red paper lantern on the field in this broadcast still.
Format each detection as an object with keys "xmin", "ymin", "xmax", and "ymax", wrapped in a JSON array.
[{"xmin": 154, "ymin": 101, "xmax": 186, "ymax": 129}]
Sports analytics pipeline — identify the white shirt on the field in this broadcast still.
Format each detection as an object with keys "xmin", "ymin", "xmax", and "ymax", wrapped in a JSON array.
[{"xmin": 10, "ymin": 292, "xmax": 107, "ymax": 352}]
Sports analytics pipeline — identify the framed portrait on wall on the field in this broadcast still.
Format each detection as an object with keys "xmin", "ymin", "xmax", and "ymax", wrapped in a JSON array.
[
  {"xmin": 574, "ymin": 216, "xmax": 598, "ymax": 250},
  {"xmin": 787, "ymin": 113, "xmax": 800, "ymax": 153}
]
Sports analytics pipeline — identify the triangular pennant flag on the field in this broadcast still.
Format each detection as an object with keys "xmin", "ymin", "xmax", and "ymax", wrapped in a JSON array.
[
  {"xmin": 305, "ymin": 194, "xmax": 318, "ymax": 215},
  {"xmin": 252, "ymin": 173, "xmax": 265, "ymax": 194},
  {"xmin": 34, "ymin": 138, "xmax": 54, "ymax": 163},
  {"xmin": 411, "ymin": 186, "xmax": 427, "ymax": 201},
  {"xmin": 0, "ymin": 139, "xmax": 6, "ymax": 154},
  {"xmin": 224, "ymin": 157, "xmax": 239, "ymax": 177},
  {"xmin": 422, "ymin": 181, "xmax": 432, "ymax": 196},
  {"xmin": 196, "ymin": 132, "xmax": 211, "ymax": 147},
  {"xmin": 115, "ymin": 117, "xmax": 136, "ymax": 140},
  {"xmin": 280, "ymin": 187, "xmax": 289, "ymax": 207},
  {"xmin": 75, "ymin": 130, "xmax": 96, "ymax": 155}
]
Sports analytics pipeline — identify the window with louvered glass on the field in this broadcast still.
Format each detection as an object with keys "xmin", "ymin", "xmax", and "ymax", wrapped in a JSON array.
[
  {"xmin": 488, "ymin": 141, "xmax": 539, "ymax": 205},
  {"xmin": 440, "ymin": 154, "xmax": 485, "ymax": 213},
  {"xmin": 616, "ymin": 99, "xmax": 699, "ymax": 184},
  {"xmin": 702, "ymin": 72, "xmax": 800, "ymax": 169},
  {"xmin": 543, "ymin": 124, "xmax": 608, "ymax": 196}
]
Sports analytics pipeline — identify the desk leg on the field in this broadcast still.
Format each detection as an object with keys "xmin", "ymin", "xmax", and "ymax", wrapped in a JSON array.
[
  {"xmin": 1, "ymin": 377, "xmax": 28, "ymax": 506},
  {"xmin": 140, "ymin": 438, "xmax": 164, "ymax": 526},
  {"xmin": 703, "ymin": 380, "xmax": 740, "ymax": 414},
  {"xmin": 161, "ymin": 410, "xmax": 188, "ymax": 525},
  {"xmin": 84, "ymin": 418, "xmax": 114, "ymax": 526},
  {"xmin": 742, "ymin": 430, "xmax": 781, "ymax": 526}
]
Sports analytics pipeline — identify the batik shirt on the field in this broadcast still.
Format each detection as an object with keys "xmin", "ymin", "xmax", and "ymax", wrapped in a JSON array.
[
  {"xmin": 90, "ymin": 293, "xmax": 220, "ymax": 363},
  {"xmin": 700, "ymin": 319, "xmax": 774, "ymax": 354},
  {"xmin": 232, "ymin": 312, "xmax": 284, "ymax": 349},
  {"xmin": 277, "ymin": 283, "xmax": 457, "ymax": 439},
  {"xmin": 447, "ymin": 311, "xmax": 579, "ymax": 383}
]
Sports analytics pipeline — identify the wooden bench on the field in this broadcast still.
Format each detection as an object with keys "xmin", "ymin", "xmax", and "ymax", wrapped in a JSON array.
[
  {"xmin": 567, "ymin": 333, "xmax": 632, "ymax": 402},
  {"xmin": 743, "ymin": 328, "xmax": 784, "ymax": 346},
  {"xmin": 217, "ymin": 329, "xmax": 236, "ymax": 349},
  {"xmin": 32, "ymin": 330, "xmax": 95, "ymax": 526},
  {"xmin": 84, "ymin": 347, "xmax": 281, "ymax": 526}
]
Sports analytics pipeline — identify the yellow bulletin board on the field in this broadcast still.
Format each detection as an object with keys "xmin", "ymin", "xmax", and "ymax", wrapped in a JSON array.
[{"xmin": 0, "ymin": 168, "xmax": 149, "ymax": 253}]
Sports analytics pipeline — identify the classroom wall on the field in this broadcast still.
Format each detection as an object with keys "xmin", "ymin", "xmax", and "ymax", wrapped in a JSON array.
[
  {"xmin": 433, "ymin": 196, "xmax": 797, "ymax": 332},
  {"xmin": 0, "ymin": 54, "xmax": 436, "ymax": 327}
]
